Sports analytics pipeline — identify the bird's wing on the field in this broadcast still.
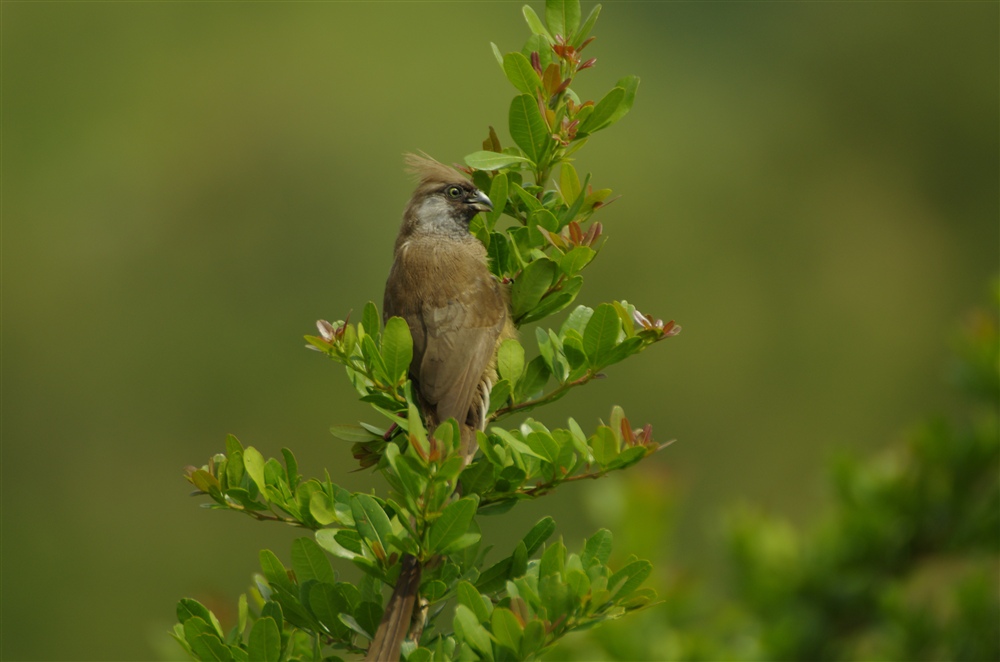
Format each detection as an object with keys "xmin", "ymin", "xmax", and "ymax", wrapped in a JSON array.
[{"xmin": 417, "ymin": 279, "xmax": 506, "ymax": 426}]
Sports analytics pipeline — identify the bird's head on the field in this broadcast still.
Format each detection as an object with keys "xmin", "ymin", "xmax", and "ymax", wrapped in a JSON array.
[{"xmin": 398, "ymin": 153, "xmax": 493, "ymax": 241}]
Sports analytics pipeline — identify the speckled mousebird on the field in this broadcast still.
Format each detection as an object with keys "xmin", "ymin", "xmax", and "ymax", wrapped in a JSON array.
[
  {"xmin": 366, "ymin": 154, "xmax": 514, "ymax": 662},
  {"xmin": 383, "ymin": 153, "xmax": 515, "ymax": 466}
]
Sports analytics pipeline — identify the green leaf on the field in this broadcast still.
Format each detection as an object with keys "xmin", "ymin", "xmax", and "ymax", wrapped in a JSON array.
[
  {"xmin": 176, "ymin": 598, "xmax": 215, "ymax": 629},
  {"xmin": 522, "ymin": 5, "xmax": 552, "ymax": 40},
  {"xmin": 522, "ymin": 34, "xmax": 554, "ymax": 70},
  {"xmin": 361, "ymin": 334, "xmax": 389, "ymax": 384},
  {"xmin": 522, "ymin": 516, "xmax": 556, "ymax": 557},
  {"xmin": 465, "ymin": 151, "xmax": 532, "ymax": 171},
  {"xmin": 355, "ymin": 602, "xmax": 384, "ymax": 642},
  {"xmin": 259, "ymin": 550, "xmax": 294, "ymax": 594},
  {"xmin": 579, "ymin": 87, "xmax": 626, "ymax": 135},
  {"xmin": 190, "ymin": 633, "xmax": 232, "ymax": 662},
  {"xmin": 308, "ymin": 582, "xmax": 350, "ymax": 637},
  {"xmin": 546, "ymin": 0, "xmax": 581, "ymax": 39},
  {"xmin": 562, "ymin": 331, "xmax": 588, "ymax": 372},
  {"xmin": 511, "ymin": 258, "xmax": 558, "ymax": 321},
  {"xmin": 497, "ymin": 339, "xmax": 525, "ymax": 388},
  {"xmin": 454, "ymin": 604, "xmax": 495, "ymax": 661},
  {"xmin": 572, "ymin": 3, "xmax": 601, "ymax": 46},
  {"xmin": 560, "ymin": 305, "xmax": 593, "ymax": 337},
  {"xmin": 510, "ymin": 182, "xmax": 545, "ymax": 215},
  {"xmin": 607, "ymin": 75, "xmax": 640, "ymax": 126},
  {"xmin": 518, "ymin": 276, "xmax": 582, "ymax": 325},
  {"xmin": 604, "ymin": 336, "xmax": 644, "ymax": 367},
  {"xmin": 329, "ymin": 425, "xmax": 378, "ymax": 442},
  {"xmin": 539, "ymin": 574, "xmax": 573, "ymax": 623},
  {"xmin": 565, "ymin": 568, "xmax": 591, "ymax": 600},
  {"xmin": 492, "ymin": 427, "xmax": 547, "ymax": 461},
  {"xmin": 460, "ymin": 459, "xmax": 496, "ymax": 495},
  {"xmin": 248, "ymin": 616, "xmax": 281, "ymax": 662},
  {"xmin": 307, "ymin": 492, "xmax": 336, "ymax": 526},
  {"xmin": 315, "ymin": 529, "xmax": 357, "ymax": 560},
  {"xmin": 503, "ymin": 51, "xmax": 541, "ymax": 94},
  {"xmin": 527, "ymin": 209, "xmax": 559, "ymax": 246},
  {"xmin": 525, "ymin": 431, "xmax": 561, "ymax": 465},
  {"xmin": 486, "ymin": 173, "xmax": 509, "ymax": 228},
  {"xmin": 281, "ymin": 448, "xmax": 299, "ymax": 491},
  {"xmin": 558, "ymin": 163, "xmax": 581, "ymax": 205},
  {"xmin": 428, "ymin": 497, "xmax": 479, "ymax": 554},
  {"xmin": 290, "ymin": 537, "xmax": 335, "ymax": 586},
  {"xmin": 339, "ymin": 613, "xmax": 373, "ymax": 641},
  {"xmin": 441, "ymin": 532, "xmax": 482, "ymax": 555},
  {"xmin": 422, "ymin": 580, "xmax": 449, "ymax": 602},
  {"xmin": 486, "ymin": 231, "xmax": 511, "ymax": 279},
  {"xmin": 558, "ymin": 246, "xmax": 596, "ymax": 276},
  {"xmin": 508, "ymin": 94, "xmax": 550, "ymax": 165},
  {"xmin": 351, "ymin": 494, "xmax": 394, "ymax": 562},
  {"xmin": 381, "ymin": 316, "xmax": 413, "ymax": 384},
  {"xmin": 520, "ymin": 619, "xmax": 546, "ymax": 658},
  {"xmin": 409, "ymin": 648, "xmax": 434, "ymax": 662},
  {"xmin": 457, "ymin": 580, "xmax": 491, "ymax": 623},
  {"xmin": 225, "ymin": 434, "xmax": 244, "ymax": 456},
  {"xmin": 490, "ymin": 42, "xmax": 504, "ymax": 67},
  {"xmin": 242, "ymin": 447, "xmax": 267, "ymax": 497},
  {"xmin": 262, "ymin": 600, "xmax": 284, "ymax": 629},
  {"xmin": 583, "ymin": 303, "xmax": 622, "ymax": 370},
  {"xmin": 514, "ymin": 355, "xmax": 550, "ymax": 401},
  {"xmin": 560, "ymin": 172, "xmax": 591, "ymax": 226},
  {"xmin": 236, "ymin": 593, "xmax": 248, "ymax": 638},
  {"xmin": 181, "ymin": 615, "xmax": 215, "ymax": 643},
  {"xmin": 590, "ymin": 426, "xmax": 619, "ymax": 466},
  {"xmin": 607, "ymin": 445, "xmax": 648, "ymax": 472},
  {"xmin": 476, "ymin": 557, "xmax": 512, "ymax": 594},
  {"xmin": 582, "ymin": 529, "xmax": 613, "ymax": 568},
  {"xmin": 539, "ymin": 539, "xmax": 565, "ymax": 577},
  {"xmin": 407, "ymin": 400, "xmax": 429, "ymax": 460},
  {"xmin": 487, "ymin": 379, "xmax": 512, "ymax": 415},
  {"xmin": 609, "ymin": 559, "xmax": 653, "ymax": 599},
  {"xmin": 491, "ymin": 607, "xmax": 524, "ymax": 654},
  {"xmin": 362, "ymin": 301, "xmax": 380, "ymax": 338},
  {"xmin": 510, "ymin": 540, "xmax": 528, "ymax": 579},
  {"xmin": 391, "ymin": 449, "xmax": 427, "ymax": 506}
]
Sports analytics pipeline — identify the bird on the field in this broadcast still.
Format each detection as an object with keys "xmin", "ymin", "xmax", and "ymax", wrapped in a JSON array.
[
  {"xmin": 366, "ymin": 154, "xmax": 514, "ymax": 661},
  {"xmin": 383, "ymin": 153, "xmax": 514, "ymax": 466}
]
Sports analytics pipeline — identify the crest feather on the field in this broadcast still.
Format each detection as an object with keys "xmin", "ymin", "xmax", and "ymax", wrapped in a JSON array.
[{"xmin": 404, "ymin": 152, "xmax": 469, "ymax": 187}]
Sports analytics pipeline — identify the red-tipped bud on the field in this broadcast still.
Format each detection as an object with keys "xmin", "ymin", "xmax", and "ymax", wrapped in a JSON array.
[
  {"xmin": 567, "ymin": 220, "xmax": 583, "ymax": 245},
  {"xmin": 530, "ymin": 51, "xmax": 542, "ymax": 76},
  {"xmin": 577, "ymin": 57, "xmax": 597, "ymax": 72}
]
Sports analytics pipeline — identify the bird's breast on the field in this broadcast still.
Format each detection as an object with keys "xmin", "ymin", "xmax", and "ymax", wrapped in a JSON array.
[{"xmin": 388, "ymin": 238, "xmax": 494, "ymax": 306}]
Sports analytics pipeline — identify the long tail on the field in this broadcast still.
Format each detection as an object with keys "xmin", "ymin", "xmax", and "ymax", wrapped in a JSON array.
[
  {"xmin": 366, "ymin": 376, "xmax": 492, "ymax": 660},
  {"xmin": 364, "ymin": 554, "xmax": 422, "ymax": 661}
]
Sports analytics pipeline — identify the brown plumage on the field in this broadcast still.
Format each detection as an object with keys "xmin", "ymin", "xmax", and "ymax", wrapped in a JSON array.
[
  {"xmin": 366, "ymin": 154, "xmax": 514, "ymax": 662},
  {"xmin": 384, "ymin": 153, "xmax": 515, "ymax": 464}
]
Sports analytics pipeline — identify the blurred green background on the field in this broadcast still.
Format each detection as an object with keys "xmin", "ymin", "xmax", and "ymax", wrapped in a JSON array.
[{"xmin": 3, "ymin": 2, "xmax": 997, "ymax": 660}]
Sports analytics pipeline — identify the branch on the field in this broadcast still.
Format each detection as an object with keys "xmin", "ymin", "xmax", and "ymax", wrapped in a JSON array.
[{"xmin": 489, "ymin": 370, "xmax": 599, "ymax": 422}]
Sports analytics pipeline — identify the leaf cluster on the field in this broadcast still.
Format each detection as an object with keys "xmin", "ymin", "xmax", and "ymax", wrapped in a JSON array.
[
  {"xmin": 458, "ymin": 1, "xmax": 638, "ymax": 328},
  {"xmin": 173, "ymin": 520, "xmax": 656, "ymax": 662}
]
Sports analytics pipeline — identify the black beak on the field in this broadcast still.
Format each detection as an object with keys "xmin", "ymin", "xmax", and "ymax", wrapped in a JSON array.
[{"xmin": 467, "ymin": 189, "xmax": 493, "ymax": 213}]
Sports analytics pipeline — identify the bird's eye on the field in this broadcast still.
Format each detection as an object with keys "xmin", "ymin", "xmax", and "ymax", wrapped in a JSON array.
[{"xmin": 445, "ymin": 186, "xmax": 463, "ymax": 199}]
